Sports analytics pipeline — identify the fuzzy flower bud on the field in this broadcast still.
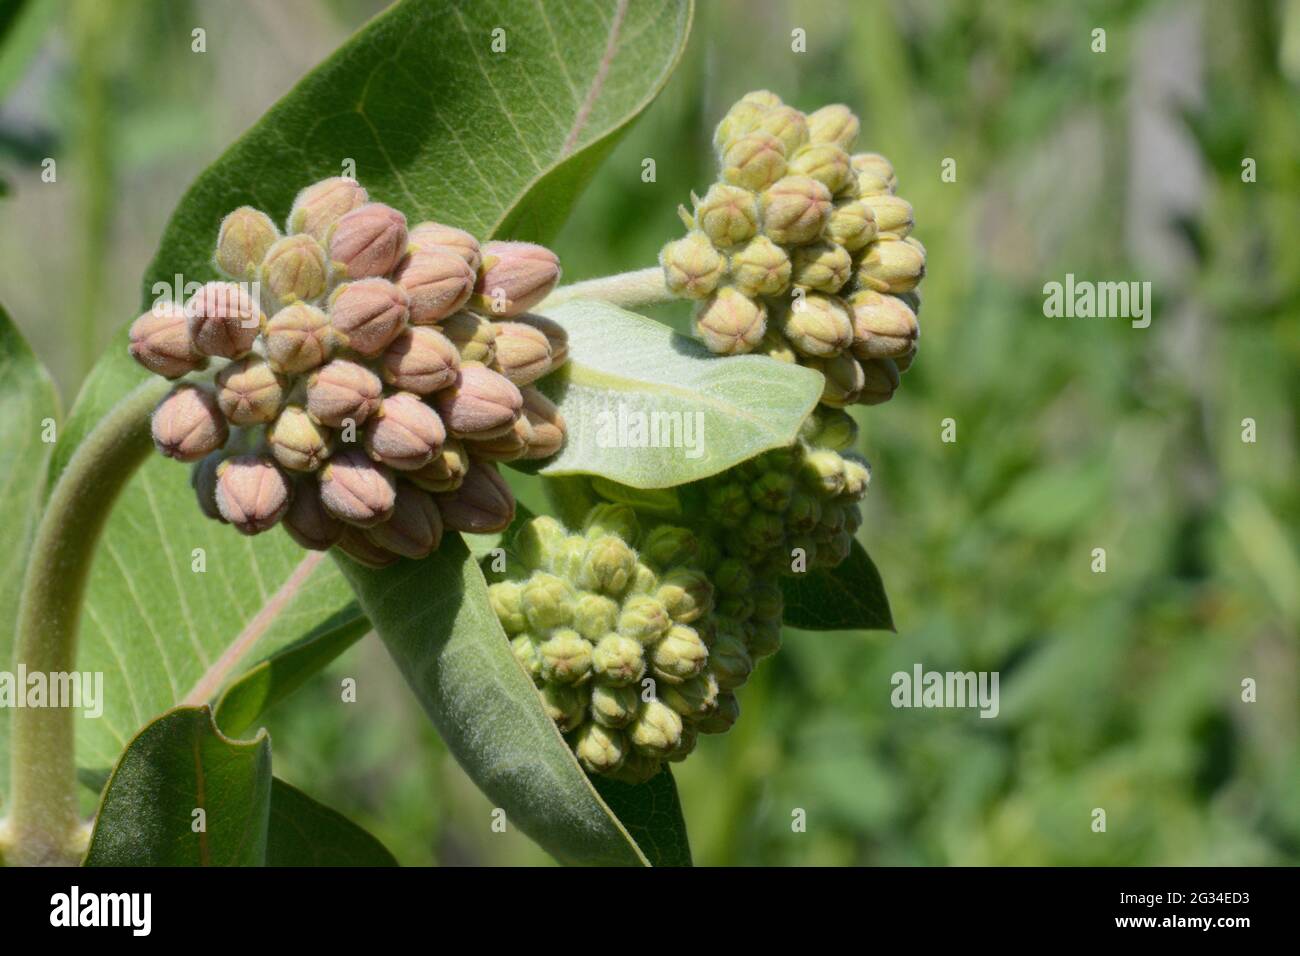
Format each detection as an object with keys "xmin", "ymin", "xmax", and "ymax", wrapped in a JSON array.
[
  {"xmin": 712, "ymin": 98, "xmax": 769, "ymax": 153},
  {"xmin": 215, "ymin": 206, "xmax": 279, "ymax": 280},
  {"xmin": 151, "ymin": 385, "xmax": 227, "ymax": 462},
  {"xmin": 408, "ymin": 221, "xmax": 482, "ymax": 273},
  {"xmin": 740, "ymin": 89, "xmax": 783, "ymax": 109},
  {"xmin": 806, "ymin": 104, "xmax": 860, "ymax": 149},
  {"xmin": 282, "ymin": 477, "xmax": 344, "ymax": 550},
  {"xmin": 392, "ymin": 248, "xmax": 475, "ymax": 324},
  {"xmin": 788, "ymin": 143, "xmax": 854, "ymax": 195},
  {"xmin": 328, "ymin": 278, "xmax": 409, "ymax": 358},
  {"xmin": 582, "ymin": 503, "xmax": 640, "ymax": 546},
  {"xmin": 305, "ymin": 359, "xmax": 383, "ymax": 427},
  {"xmin": 748, "ymin": 619, "xmax": 783, "ymax": 660},
  {"xmin": 859, "ymin": 194, "xmax": 914, "ymax": 239},
  {"xmin": 214, "ymin": 455, "xmax": 291, "ymax": 534},
  {"xmin": 335, "ymin": 526, "xmax": 399, "ymax": 568},
  {"xmin": 435, "ymin": 460, "xmax": 515, "ymax": 533},
  {"xmin": 791, "ymin": 241, "xmax": 853, "ymax": 293},
  {"xmin": 649, "ymin": 624, "xmax": 709, "ymax": 684},
  {"xmin": 379, "ymin": 326, "xmax": 459, "ymax": 395},
  {"xmin": 751, "ymin": 469, "xmax": 795, "ymax": 513},
  {"xmin": 472, "ymin": 241, "xmax": 561, "ymax": 318},
  {"xmin": 514, "ymin": 516, "xmax": 568, "ymax": 571},
  {"xmin": 707, "ymin": 481, "xmax": 751, "ymax": 527},
  {"xmin": 590, "ymin": 683, "xmax": 641, "ymax": 729},
  {"xmin": 858, "ymin": 358, "xmax": 900, "ymax": 406},
  {"xmin": 758, "ymin": 327, "xmax": 799, "ymax": 363},
  {"xmin": 328, "ymin": 202, "xmax": 408, "ymax": 280},
  {"xmin": 576, "ymin": 535, "xmax": 636, "ymax": 596},
  {"xmin": 287, "ymin": 177, "xmax": 369, "ymax": 241},
  {"xmin": 709, "ymin": 624, "xmax": 755, "ymax": 691},
  {"xmin": 692, "ymin": 183, "xmax": 760, "ymax": 248},
  {"xmin": 857, "ymin": 238, "xmax": 925, "ymax": 294},
  {"xmin": 851, "ymin": 152, "xmax": 898, "ymax": 195},
  {"xmin": 640, "ymin": 525, "xmax": 698, "ymax": 570},
  {"xmin": 694, "ymin": 287, "xmax": 766, "ymax": 356},
  {"xmin": 215, "ymin": 356, "xmax": 285, "ymax": 426},
  {"xmin": 366, "ymin": 480, "xmax": 443, "ymax": 559},
  {"xmin": 848, "ymin": 290, "xmax": 919, "ymax": 360},
  {"xmin": 490, "ymin": 321, "xmax": 553, "ymax": 386},
  {"xmin": 841, "ymin": 454, "xmax": 872, "ymax": 500},
  {"xmin": 617, "ymin": 594, "xmax": 672, "ymax": 645},
  {"xmin": 761, "ymin": 175, "xmax": 833, "ymax": 246},
  {"xmin": 721, "ymin": 132, "xmax": 787, "ymax": 192},
  {"xmin": 185, "ymin": 281, "xmax": 263, "ymax": 358},
  {"xmin": 511, "ymin": 634, "xmax": 543, "ymax": 683},
  {"xmin": 628, "ymin": 699, "xmax": 683, "ymax": 756},
  {"xmin": 490, "ymin": 581, "xmax": 529, "ymax": 635},
  {"xmin": 801, "ymin": 448, "xmax": 847, "ymax": 497},
  {"xmin": 267, "ymin": 405, "xmax": 333, "ymax": 472},
  {"xmin": 806, "ymin": 352, "xmax": 866, "ymax": 407},
  {"xmin": 408, "ymin": 438, "xmax": 468, "ymax": 493},
  {"xmin": 592, "ymin": 634, "xmax": 646, "ymax": 686},
  {"xmin": 129, "ymin": 302, "xmax": 205, "ymax": 379},
  {"xmin": 263, "ymin": 301, "xmax": 334, "ymax": 374},
  {"xmin": 755, "ymin": 105, "xmax": 809, "ymax": 154},
  {"xmin": 572, "ymin": 592, "xmax": 620, "ymax": 641},
  {"xmin": 656, "ymin": 568, "xmax": 714, "ymax": 624},
  {"xmin": 463, "ymin": 414, "xmax": 534, "ymax": 462},
  {"xmin": 779, "ymin": 294, "xmax": 853, "ymax": 357},
  {"xmin": 433, "ymin": 362, "xmax": 523, "ymax": 439},
  {"xmin": 438, "ymin": 311, "xmax": 497, "ymax": 364},
  {"xmin": 696, "ymin": 691, "xmax": 739, "ymax": 734},
  {"xmin": 661, "ymin": 230, "xmax": 727, "ymax": 300},
  {"xmin": 729, "ymin": 235, "xmax": 791, "ymax": 297},
  {"xmin": 362, "ymin": 392, "xmax": 446, "ymax": 471},
  {"xmin": 573, "ymin": 722, "xmax": 627, "ymax": 775},
  {"xmin": 513, "ymin": 313, "xmax": 568, "ymax": 368},
  {"xmin": 521, "ymin": 572, "xmax": 576, "ymax": 631},
  {"xmin": 538, "ymin": 629, "xmax": 593, "ymax": 684},
  {"xmin": 518, "ymin": 387, "xmax": 566, "ymax": 460},
  {"xmin": 660, "ymin": 672, "xmax": 720, "ymax": 722},
  {"xmin": 540, "ymin": 683, "xmax": 588, "ymax": 733},
  {"xmin": 318, "ymin": 448, "xmax": 397, "ymax": 527},
  {"xmin": 800, "ymin": 407, "xmax": 858, "ymax": 451},
  {"xmin": 826, "ymin": 199, "xmax": 878, "ymax": 252},
  {"xmin": 260, "ymin": 234, "xmax": 328, "ymax": 307}
]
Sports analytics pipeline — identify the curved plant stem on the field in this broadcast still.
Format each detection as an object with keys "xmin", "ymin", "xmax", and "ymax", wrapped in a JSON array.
[
  {"xmin": 540, "ymin": 266, "xmax": 672, "ymax": 311},
  {"xmin": 4, "ymin": 376, "xmax": 169, "ymax": 866}
]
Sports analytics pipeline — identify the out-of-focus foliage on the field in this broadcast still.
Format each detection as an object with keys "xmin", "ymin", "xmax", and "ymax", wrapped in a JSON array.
[{"xmin": 2, "ymin": 0, "xmax": 1295, "ymax": 865}]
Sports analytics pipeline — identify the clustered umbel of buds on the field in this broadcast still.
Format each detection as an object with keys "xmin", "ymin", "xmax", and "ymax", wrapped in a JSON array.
[
  {"xmin": 128, "ymin": 177, "xmax": 569, "ymax": 566},
  {"xmin": 488, "ymin": 406, "xmax": 868, "ymax": 782},
  {"xmin": 659, "ymin": 90, "xmax": 924, "ymax": 408}
]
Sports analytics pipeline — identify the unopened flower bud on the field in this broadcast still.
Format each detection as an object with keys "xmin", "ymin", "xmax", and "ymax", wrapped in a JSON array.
[
  {"xmin": 378, "ymin": 326, "xmax": 459, "ymax": 395},
  {"xmin": 464, "ymin": 414, "xmax": 534, "ymax": 462},
  {"xmin": 661, "ymin": 230, "xmax": 726, "ymax": 300},
  {"xmin": 729, "ymin": 235, "xmax": 791, "ymax": 297},
  {"xmin": 512, "ymin": 634, "xmax": 544, "ymax": 683},
  {"xmin": 656, "ymin": 567, "xmax": 714, "ymax": 624},
  {"xmin": 433, "ymin": 362, "xmax": 523, "ymax": 439},
  {"xmin": 692, "ymin": 183, "xmax": 760, "ymax": 247},
  {"xmin": 573, "ymin": 722, "xmax": 627, "ymax": 774},
  {"xmin": 895, "ymin": 342, "xmax": 917, "ymax": 373},
  {"xmin": 264, "ymin": 301, "xmax": 334, "ymax": 374},
  {"xmin": 490, "ymin": 580, "xmax": 529, "ymax": 635},
  {"xmin": 152, "ymin": 385, "xmax": 227, "ymax": 461},
  {"xmin": 408, "ymin": 221, "xmax": 482, "ymax": 272},
  {"xmin": 851, "ymin": 152, "xmax": 898, "ymax": 195},
  {"xmin": 747, "ymin": 619, "xmax": 783, "ymax": 660},
  {"xmin": 751, "ymin": 578, "xmax": 784, "ymax": 621},
  {"xmin": 752, "ymin": 469, "xmax": 796, "ymax": 512},
  {"xmin": 538, "ymin": 628, "xmax": 593, "ymax": 684},
  {"xmin": 742, "ymin": 509, "xmax": 786, "ymax": 553},
  {"xmin": 659, "ymin": 672, "xmax": 719, "ymax": 722},
  {"xmin": 435, "ymin": 459, "xmax": 515, "ymax": 533},
  {"xmin": 129, "ymin": 302, "xmax": 205, "ymax": 378},
  {"xmin": 721, "ymin": 132, "xmax": 787, "ymax": 192},
  {"xmin": 540, "ymin": 683, "xmax": 589, "ymax": 733},
  {"xmin": 287, "ymin": 177, "xmax": 369, "ymax": 241},
  {"xmin": 856, "ymin": 238, "xmax": 925, "ymax": 294},
  {"xmin": 858, "ymin": 357, "xmax": 900, "ymax": 405},
  {"xmin": 617, "ymin": 594, "xmax": 672, "ymax": 645},
  {"xmin": 841, "ymin": 454, "xmax": 871, "ymax": 500},
  {"xmin": 260, "ymin": 234, "xmax": 328, "ymax": 307},
  {"xmin": 761, "ymin": 175, "xmax": 833, "ymax": 245},
  {"xmin": 826, "ymin": 199, "xmax": 878, "ymax": 252},
  {"xmin": 800, "ymin": 407, "xmax": 858, "ymax": 450},
  {"xmin": 779, "ymin": 294, "xmax": 853, "ymax": 357},
  {"xmin": 860, "ymin": 194, "xmax": 913, "ymax": 239},
  {"xmin": 512, "ymin": 313, "xmax": 568, "ymax": 368},
  {"xmin": 696, "ymin": 691, "xmax": 739, "ymax": 734},
  {"xmin": 707, "ymin": 481, "xmax": 751, "ymax": 527},
  {"xmin": 572, "ymin": 592, "xmax": 620, "ymax": 641},
  {"xmin": 590, "ymin": 683, "xmax": 641, "ymax": 729},
  {"xmin": 392, "ymin": 247, "xmax": 475, "ymax": 324},
  {"xmin": 214, "ymin": 455, "xmax": 291, "ymax": 534},
  {"xmin": 215, "ymin": 206, "xmax": 279, "ymax": 280},
  {"xmin": 758, "ymin": 327, "xmax": 799, "ymax": 363},
  {"xmin": 514, "ymin": 515, "xmax": 567, "ymax": 571},
  {"xmin": 366, "ymin": 480, "xmax": 443, "ymax": 559},
  {"xmin": 282, "ymin": 477, "xmax": 344, "ymax": 550},
  {"xmin": 640, "ymin": 525, "xmax": 698, "ymax": 570},
  {"xmin": 318, "ymin": 448, "xmax": 397, "ymax": 527},
  {"xmin": 335, "ymin": 526, "xmax": 399, "ymax": 568},
  {"xmin": 708, "ymin": 624, "xmax": 754, "ymax": 691},
  {"xmin": 490, "ymin": 321, "xmax": 553, "ymax": 386},
  {"xmin": 712, "ymin": 98, "xmax": 770, "ymax": 152},
  {"xmin": 801, "ymin": 448, "xmax": 847, "ymax": 497},
  {"xmin": 806, "ymin": 104, "xmax": 860, "ymax": 149},
  {"xmin": 740, "ymin": 89, "xmax": 783, "ymax": 109},
  {"xmin": 592, "ymin": 634, "xmax": 645, "ymax": 686},
  {"xmin": 518, "ymin": 386, "xmax": 566, "ymax": 460},
  {"xmin": 848, "ymin": 290, "xmax": 919, "ymax": 360},
  {"xmin": 756, "ymin": 105, "xmax": 809, "ymax": 154},
  {"xmin": 694, "ymin": 287, "xmax": 766, "ymax": 355},
  {"xmin": 267, "ymin": 405, "xmax": 332, "ymax": 472},
  {"xmin": 328, "ymin": 202, "xmax": 408, "ymax": 280},
  {"xmin": 357, "ymin": 392, "xmax": 443, "ymax": 471},
  {"xmin": 519, "ymin": 572, "xmax": 574, "ymax": 631},
  {"xmin": 472, "ymin": 241, "xmax": 561, "ymax": 317},
  {"xmin": 185, "ymin": 281, "xmax": 263, "ymax": 358},
  {"xmin": 191, "ymin": 453, "xmax": 225, "ymax": 522},
  {"xmin": 582, "ymin": 503, "xmax": 640, "ymax": 546},
  {"xmin": 305, "ymin": 358, "xmax": 383, "ymax": 427},
  {"xmin": 215, "ymin": 356, "xmax": 285, "ymax": 426},
  {"xmin": 649, "ymin": 624, "xmax": 708, "ymax": 684},
  {"xmin": 628, "ymin": 699, "xmax": 683, "ymax": 756},
  {"xmin": 806, "ymin": 352, "xmax": 866, "ymax": 407},
  {"xmin": 438, "ymin": 311, "xmax": 497, "ymax": 365},
  {"xmin": 788, "ymin": 143, "xmax": 854, "ymax": 195},
  {"xmin": 577, "ymin": 535, "xmax": 637, "ymax": 596},
  {"xmin": 328, "ymin": 278, "xmax": 409, "ymax": 358},
  {"xmin": 791, "ymin": 241, "xmax": 853, "ymax": 293},
  {"xmin": 408, "ymin": 437, "xmax": 468, "ymax": 493}
]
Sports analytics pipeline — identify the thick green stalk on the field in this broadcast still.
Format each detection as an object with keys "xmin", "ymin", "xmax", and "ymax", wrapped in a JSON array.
[
  {"xmin": 540, "ymin": 266, "xmax": 671, "ymax": 311},
  {"xmin": 4, "ymin": 376, "xmax": 169, "ymax": 866}
]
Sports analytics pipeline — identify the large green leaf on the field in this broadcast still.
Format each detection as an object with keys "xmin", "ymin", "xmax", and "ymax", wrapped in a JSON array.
[
  {"xmin": 266, "ymin": 778, "xmax": 397, "ymax": 867},
  {"xmin": 781, "ymin": 539, "xmax": 895, "ymax": 632},
  {"xmin": 338, "ymin": 539, "xmax": 648, "ymax": 866},
  {"xmin": 0, "ymin": 304, "xmax": 59, "ymax": 802},
  {"xmin": 591, "ymin": 769, "xmax": 692, "ymax": 867},
  {"xmin": 531, "ymin": 300, "xmax": 824, "ymax": 488}
]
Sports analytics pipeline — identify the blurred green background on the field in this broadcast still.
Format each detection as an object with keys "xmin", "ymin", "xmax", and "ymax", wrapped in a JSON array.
[{"xmin": 2, "ymin": 0, "xmax": 1297, "ymax": 865}]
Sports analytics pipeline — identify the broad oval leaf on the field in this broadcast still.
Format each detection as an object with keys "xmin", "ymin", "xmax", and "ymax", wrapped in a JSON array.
[
  {"xmin": 531, "ymin": 299, "xmax": 824, "ymax": 488},
  {"xmin": 337, "ymin": 539, "xmax": 648, "ymax": 866},
  {"xmin": 781, "ymin": 539, "xmax": 895, "ymax": 632},
  {"xmin": 266, "ymin": 778, "xmax": 397, "ymax": 867},
  {"xmin": 591, "ymin": 769, "xmax": 692, "ymax": 867}
]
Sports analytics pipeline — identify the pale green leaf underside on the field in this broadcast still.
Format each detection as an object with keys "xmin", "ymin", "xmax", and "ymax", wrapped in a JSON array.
[{"xmin": 533, "ymin": 299, "xmax": 825, "ymax": 488}]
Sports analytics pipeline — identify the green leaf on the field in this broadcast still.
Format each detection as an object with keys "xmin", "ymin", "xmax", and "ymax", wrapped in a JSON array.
[
  {"xmin": 532, "ymin": 299, "xmax": 824, "ymax": 488},
  {"xmin": 0, "ymin": 303, "xmax": 59, "ymax": 801},
  {"xmin": 591, "ymin": 768, "xmax": 692, "ymax": 867},
  {"xmin": 338, "ymin": 538, "xmax": 649, "ymax": 867},
  {"xmin": 84, "ymin": 706, "xmax": 271, "ymax": 866},
  {"xmin": 781, "ymin": 539, "xmax": 895, "ymax": 632},
  {"xmin": 266, "ymin": 778, "xmax": 397, "ymax": 867}
]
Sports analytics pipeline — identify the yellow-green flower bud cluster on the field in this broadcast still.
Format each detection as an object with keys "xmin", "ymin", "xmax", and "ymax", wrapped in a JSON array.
[
  {"xmin": 129, "ymin": 177, "xmax": 569, "ymax": 565},
  {"xmin": 659, "ymin": 91, "xmax": 926, "ymax": 408}
]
